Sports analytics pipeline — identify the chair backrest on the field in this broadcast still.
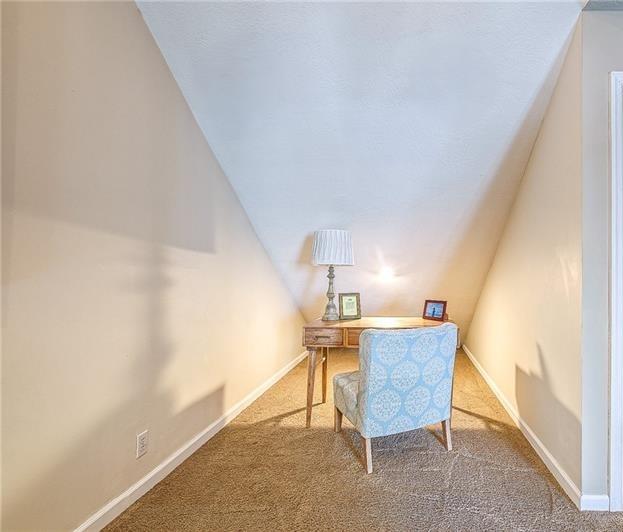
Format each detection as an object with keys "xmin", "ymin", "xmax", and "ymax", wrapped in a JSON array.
[{"xmin": 357, "ymin": 323, "xmax": 458, "ymax": 438}]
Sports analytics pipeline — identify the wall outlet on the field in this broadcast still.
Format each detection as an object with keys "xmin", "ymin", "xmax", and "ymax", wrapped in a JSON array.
[{"xmin": 136, "ymin": 429, "xmax": 149, "ymax": 459}]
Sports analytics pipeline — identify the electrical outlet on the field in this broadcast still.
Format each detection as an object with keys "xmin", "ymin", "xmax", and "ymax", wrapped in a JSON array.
[{"xmin": 136, "ymin": 430, "xmax": 149, "ymax": 459}]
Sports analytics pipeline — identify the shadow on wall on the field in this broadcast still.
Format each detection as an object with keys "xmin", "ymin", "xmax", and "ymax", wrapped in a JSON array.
[
  {"xmin": 1, "ymin": 3, "xmax": 229, "ymax": 529},
  {"xmin": 5, "ymin": 389, "xmax": 226, "ymax": 531},
  {"xmin": 1, "ymin": 0, "xmax": 217, "ymax": 260},
  {"xmin": 2, "ymin": 238, "xmax": 226, "ymax": 530},
  {"xmin": 514, "ymin": 343, "xmax": 581, "ymax": 487}
]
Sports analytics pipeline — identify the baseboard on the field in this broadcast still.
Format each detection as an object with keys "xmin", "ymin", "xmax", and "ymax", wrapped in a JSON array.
[
  {"xmin": 462, "ymin": 344, "xmax": 584, "ymax": 510},
  {"xmin": 75, "ymin": 350, "xmax": 308, "ymax": 532},
  {"xmin": 580, "ymin": 494, "xmax": 610, "ymax": 512}
]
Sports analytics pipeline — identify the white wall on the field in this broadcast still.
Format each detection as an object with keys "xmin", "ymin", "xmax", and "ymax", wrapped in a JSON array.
[
  {"xmin": 0, "ymin": 1, "xmax": 4, "ymax": 526},
  {"xmin": 138, "ymin": 1, "xmax": 583, "ymax": 333},
  {"xmin": 1, "ymin": 2, "xmax": 304, "ymax": 529},
  {"xmin": 581, "ymin": 9, "xmax": 623, "ymax": 498},
  {"xmin": 466, "ymin": 23, "xmax": 583, "ymax": 492}
]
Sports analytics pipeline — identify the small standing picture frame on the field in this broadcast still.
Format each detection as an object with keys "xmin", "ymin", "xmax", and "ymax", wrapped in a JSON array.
[
  {"xmin": 339, "ymin": 293, "xmax": 361, "ymax": 320},
  {"xmin": 423, "ymin": 299, "xmax": 447, "ymax": 322}
]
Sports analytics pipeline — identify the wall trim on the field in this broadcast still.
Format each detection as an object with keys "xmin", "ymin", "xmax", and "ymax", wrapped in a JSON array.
[
  {"xmin": 74, "ymin": 350, "xmax": 308, "ymax": 532},
  {"xmin": 610, "ymin": 71, "xmax": 623, "ymax": 512},
  {"xmin": 462, "ymin": 344, "xmax": 585, "ymax": 509},
  {"xmin": 580, "ymin": 494, "xmax": 611, "ymax": 512}
]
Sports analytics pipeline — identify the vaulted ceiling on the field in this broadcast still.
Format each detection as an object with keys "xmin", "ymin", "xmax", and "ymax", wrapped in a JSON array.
[{"xmin": 138, "ymin": 1, "xmax": 582, "ymax": 331}]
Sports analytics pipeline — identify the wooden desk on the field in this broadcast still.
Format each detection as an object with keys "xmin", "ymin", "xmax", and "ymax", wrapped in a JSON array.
[{"xmin": 302, "ymin": 316, "xmax": 455, "ymax": 427}]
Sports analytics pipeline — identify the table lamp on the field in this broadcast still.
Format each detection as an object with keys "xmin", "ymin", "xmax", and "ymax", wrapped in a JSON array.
[{"xmin": 312, "ymin": 229, "xmax": 354, "ymax": 321}]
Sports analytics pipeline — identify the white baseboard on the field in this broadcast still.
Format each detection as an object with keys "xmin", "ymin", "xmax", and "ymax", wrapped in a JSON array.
[
  {"xmin": 580, "ymin": 494, "xmax": 610, "ymax": 512},
  {"xmin": 462, "ymin": 344, "xmax": 586, "ymax": 510},
  {"xmin": 75, "ymin": 350, "xmax": 308, "ymax": 532}
]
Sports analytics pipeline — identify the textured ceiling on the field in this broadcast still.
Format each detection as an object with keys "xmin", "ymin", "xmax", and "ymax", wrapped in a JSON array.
[{"xmin": 138, "ymin": 1, "xmax": 581, "ymax": 332}]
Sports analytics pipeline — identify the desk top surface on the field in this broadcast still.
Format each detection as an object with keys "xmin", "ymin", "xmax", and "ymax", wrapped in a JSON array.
[{"xmin": 303, "ymin": 316, "xmax": 452, "ymax": 329}]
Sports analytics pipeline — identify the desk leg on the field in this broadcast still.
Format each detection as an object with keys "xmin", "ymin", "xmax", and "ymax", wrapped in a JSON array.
[
  {"xmin": 322, "ymin": 347, "xmax": 328, "ymax": 403},
  {"xmin": 306, "ymin": 347, "xmax": 317, "ymax": 428}
]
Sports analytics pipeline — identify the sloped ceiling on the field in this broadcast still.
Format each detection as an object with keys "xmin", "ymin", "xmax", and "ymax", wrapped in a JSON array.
[{"xmin": 138, "ymin": 1, "xmax": 582, "ymax": 332}]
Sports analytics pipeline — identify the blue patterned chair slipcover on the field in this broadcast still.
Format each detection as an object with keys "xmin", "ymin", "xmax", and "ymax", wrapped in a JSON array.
[{"xmin": 333, "ymin": 323, "xmax": 458, "ymax": 472}]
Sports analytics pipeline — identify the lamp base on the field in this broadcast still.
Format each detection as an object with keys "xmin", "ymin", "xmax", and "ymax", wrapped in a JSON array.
[
  {"xmin": 322, "ymin": 303, "xmax": 339, "ymax": 321},
  {"xmin": 321, "ymin": 264, "xmax": 340, "ymax": 321}
]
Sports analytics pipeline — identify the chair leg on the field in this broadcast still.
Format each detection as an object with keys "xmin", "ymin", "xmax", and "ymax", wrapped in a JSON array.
[
  {"xmin": 442, "ymin": 419, "xmax": 452, "ymax": 451},
  {"xmin": 334, "ymin": 407, "xmax": 343, "ymax": 433},
  {"xmin": 364, "ymin": 437, "xmax": 373, "ymax": 474}
]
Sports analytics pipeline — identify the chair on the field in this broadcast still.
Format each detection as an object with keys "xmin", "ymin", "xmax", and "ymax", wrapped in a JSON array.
[{"xmin": 333, "ymin": 323, "xmax": 458, "ymax": 473}]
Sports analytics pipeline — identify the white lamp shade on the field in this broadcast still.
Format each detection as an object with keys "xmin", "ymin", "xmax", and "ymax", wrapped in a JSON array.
[{"xmin": 311, "ymin": 230, "xmax": 354, "ymax": 266}]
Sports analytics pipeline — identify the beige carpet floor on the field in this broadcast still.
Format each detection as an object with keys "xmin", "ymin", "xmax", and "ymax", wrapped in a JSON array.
[{"xmin": 106, "ymin": 350, "xmax": 623, "ymax": 531}]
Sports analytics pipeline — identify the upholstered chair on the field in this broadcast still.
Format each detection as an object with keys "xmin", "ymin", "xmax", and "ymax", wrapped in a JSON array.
[{"xmin": 333, "ymin": 323, "xmax": 458, "ymax": 473}]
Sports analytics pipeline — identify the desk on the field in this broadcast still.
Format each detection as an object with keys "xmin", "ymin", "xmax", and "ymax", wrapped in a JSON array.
[{"xmin": 302, "ymin": 316, "xmax": 456, "ymax": 427}]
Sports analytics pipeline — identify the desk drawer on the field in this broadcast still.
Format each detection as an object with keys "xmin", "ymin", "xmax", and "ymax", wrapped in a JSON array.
[
  {"xmin": 304, "ymin": 328, "xmax": 344, "ymax": 346},
  {"xmin": 346, "ymin": 329, "xmax": 363, "ymax": 347}
]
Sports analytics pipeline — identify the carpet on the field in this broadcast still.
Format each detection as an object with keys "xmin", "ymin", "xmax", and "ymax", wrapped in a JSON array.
[{"xmin": 106, "ymin": 350, "xmax": 623, "ymax": 531}]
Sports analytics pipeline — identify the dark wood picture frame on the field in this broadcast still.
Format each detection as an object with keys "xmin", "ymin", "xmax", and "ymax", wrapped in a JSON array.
[
  {"xmin": 339, "ymin": 293, "xmax": 361, "ymax": 320},
  {"xmin": 423, "ymin": 299, "xmax": 447, "ymax": 322}
]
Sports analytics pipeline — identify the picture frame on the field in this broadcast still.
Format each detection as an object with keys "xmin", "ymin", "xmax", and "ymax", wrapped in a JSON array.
[
  {"xmin": 339, "ymin": 292, "xmax": 361, "ymax": 320},
  {"xmin": 423, "ymin": 299, "xmax": 447, "ymax": 322}
]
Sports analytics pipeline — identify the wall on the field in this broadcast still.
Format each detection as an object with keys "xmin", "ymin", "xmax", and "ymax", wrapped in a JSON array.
[
  {"xmin": 138, "ymin": 1, "xmax": 583, "ymax": 333},
  {"xmin": 0, "ymin": 1, "xmax": 3, "ymax": 526},
  {"xmin": 1, "ymin": 2, "xmax": 304, "ymax": 530},
  {"xmin": 581, "ymin": 9, "xmax": 623, "ymax": 498},
  {"xmin": 466, "ymin": 23, "xmax": 583, "ymax": 492}
]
